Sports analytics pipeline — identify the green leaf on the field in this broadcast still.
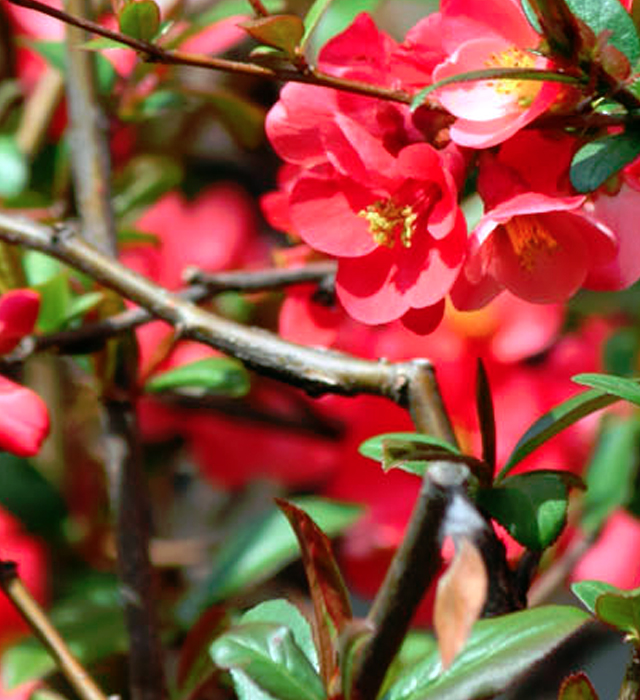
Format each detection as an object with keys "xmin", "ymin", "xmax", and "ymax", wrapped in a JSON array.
[
  {"xmin": 34, "ymin": 273, "xmax": 71, "ymax": 333},
  {"xmin": 566, "ymin": 0, "xmax": 640, "ymax": 64},
  {"xmin": 27, "ymin": 40, "xmax": 116, "ymax": 93},
  {"xmin": 1, "ymin": 579, "xmax": 126, "ymax": 688},
  {"xmin": 573, "ymin": 579, "xmax": 640, "ymax": 638},
  {"xmin": 520, "ymin": 0, "xmax": 542, "ymax": 32},
  {"xmin": 176, "ymin": 498, "xmax": 361, "ymax": 625},
  {"xmin": 570, "ymin": 130, "xmax": 640, "ymax": 193},
  {"xmin": 301, "ymin": 0, "xmax": 333, "ymax": 50},
  {"xmin": 0, "ymin": 454, "xmax": 66, "ymax": 538},
  {"xmin": 498, "ymin": 388, "xmax": 619, "ymax": 480},
  {"xmin": 239, "ymin": 15, "xmax": 304, "ymax": 56},
  {"xmin": 384, "ymin": 605, "xmax": 590, "ymax": 700},
  {"xmin": 113, "ymin": 155, "xmax": 183, "ymax": 218},
  {"xmin": 571, "ymin": 579, "xmax": 621, "ymax": 614},
  {"xmin": 79, "ymin": 37, "xmax": 132, "ymax": 50},
  {"xmin": 210, "ymin": 605, "xmax": 325, "ymax": 700},
  {"xmin": 582, "ymin": 416, "xmax": 640, "ymax": 534},
  {"xmin": 575, "ymin": 582, "xmax": 640, "ymax": 638},
  {"xmin": 604, "ymin": 328, "xmax": 640, "ymax": 377},
  {"xmin": 117, "ymin": 229, "xmax": 160, "ymax": 246},
  {"xmin": 23, "ymin": 250, "xmax": 62, "ymax": 286},
  {"xmin": 145, "ymin": 357, "xmax": 250, "ymax": 397},
  {"xmin": 476, "ymin": 471, "xmax": 573, "ymax": 550},
  {"xmin": 573, "ymin": 372, "xmax": 640, "ymax": 406},
  {"xmin": 559, "ymin": 672, "xmax": 599, "ymax": 699},
  {"xmin": 240, "ymin": 600, "xmax": 318, "ymax": 667},
  {"xmin": 64, "ymin": 291, "xmax": 104, "ymax": 324},
  {"xmin": 596, "ymin": 590, "xmax": 640, "ymax": 638},
  {"xmin": 358, "ymin": 432, "xmax": 460, "ymax": 463},
  {"xmin": 381, "ymin": 632, "xmax": 438, "ymax": 697},
  {"xmin": 0, "ymin": 136, "xmax": 28, "ymax": 199},
  {"xmin": 138, "ymin": 89, "xmax": 187, "ymax": 117},
  {"xmin": 358, "ymin": 432, "xmax": 491, "ymax": 485},
  {"xmin": 118, "ymin": 0, "xmax": 161, "ymax": 42}
]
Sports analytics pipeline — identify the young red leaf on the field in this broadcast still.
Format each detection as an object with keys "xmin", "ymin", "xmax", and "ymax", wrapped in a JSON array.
[
  {"xmin": 276, "ymin": 498, "xmax": 352, "ymax": 692},
  {"xmin": 558, "ymin": 671, "xmax": 599, "ymax": 699},
  {"xmin": 434, "ymin": 537, "xmax": 488, "ymax": 669},
  {"xmin": 239, "ymin": 15, "xmax": 304, "ymax": 56}
]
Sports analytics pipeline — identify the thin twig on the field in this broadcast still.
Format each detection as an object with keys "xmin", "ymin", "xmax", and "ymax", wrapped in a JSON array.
[
  {"xmin": 0, "ymin": 262, "xmax": 337, "ymax": 361},
  {"xmin": 102, "ymin": 393, "xmax": 167, "ymax": 700},
  {"xmin": 62, "ymin": 11, "xmax": 166, "ymax": 698},
  {"xmin": 0, "ymin": 212, "xmax": 428, "ymax": 404},
  {"xmin": 350, "ymin": 364, "xmax": 459, "ymax": 700},
  {"xmin": 183, "ymin": 261, "xmax": 336, "ymax": 293},
  {"xmin": 0, "ymin": 561, "xmax": 110, "ymax": 700},
  {"xmin": 6, "ymin": 0, "xmax": 415, "ymax": 105},
  {"xmin": 0, "ymin": 217, "xmax": 483, "ymax": 700},
  {"xmin": 63, "ymin": 0, "xmax": 117, "ymax": 256}
]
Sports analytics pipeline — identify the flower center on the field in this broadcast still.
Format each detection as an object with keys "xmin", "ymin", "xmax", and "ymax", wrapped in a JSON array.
[
  {"xmin": 502, "ymin": 214, "xmax": 558, "ymax": 271},
  {"xmin": 485, "ymin": 47, "xmax": 540, "ymax": 107},
  {"xmin": 359, "ymin": 198, "xmax": 418, "ymax": 248}
]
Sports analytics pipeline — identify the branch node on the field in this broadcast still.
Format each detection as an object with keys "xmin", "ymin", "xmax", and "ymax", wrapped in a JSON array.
[{"xmin": 0, "ymin": 559, "xmax": 17, "ymax": 584}]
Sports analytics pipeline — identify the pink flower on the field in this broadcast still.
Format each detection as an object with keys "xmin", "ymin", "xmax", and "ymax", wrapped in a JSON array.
[
  {"xmin": 451, "ymin": 134, "xmax": 618, "ymax": 309},
  {"xmin": 451, "ymin": 192, "xmax": 617, "ymax": 309},
  {"xmin": 287, "ymin": 139, "xmax": 466, "ymax": 330},
  {"xmin": 571, "ymin": 510, "xmax": 640, "ymax": 589},
  {"xmin": 581, "ymin": 176, "xmax": 640, "ymax": 291},
  {"xmin": 0, "ymin": 291, "xmax": 49, "ymax": 457},
  {"xmin": 123, "ymin": 184, "xmax": 259, "ymax": 291},
  {"xmin": 430, "ymin": 0, "xmax": 562, "ymax": 147}
]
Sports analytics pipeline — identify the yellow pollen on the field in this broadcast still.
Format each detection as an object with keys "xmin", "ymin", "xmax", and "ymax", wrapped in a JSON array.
[
  {"xmin": 502, "ymin": 214, "xmax": 558, "ymax": 271},
  {"xmin": 485, "ymin": 47, "xmax": 540, "ymax": 107},
  {"xmin": 359, "ymin": 198, "xmax": 418, "ymax": 248}
]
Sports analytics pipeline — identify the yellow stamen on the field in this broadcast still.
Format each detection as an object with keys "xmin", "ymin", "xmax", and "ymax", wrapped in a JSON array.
[
  {"xmin": 359, "ymin": 198, "xmax": 418, "ymax": 248},
  {"xmin": 485, "ymin": 47, "xmax": 540, "ymax": 107},
  {"xmin": 502, "ymin": 214, "xmax": 558, "ymax": 271}
]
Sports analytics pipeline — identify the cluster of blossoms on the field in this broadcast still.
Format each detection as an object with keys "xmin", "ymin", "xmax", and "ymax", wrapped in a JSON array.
[
  {"xmin": 122, "ymin": 185, "xmax": 629, "ymax": 612},
  {"xmin": 264, "ymin": 0, "xmax": 640, "ymax": 335}
]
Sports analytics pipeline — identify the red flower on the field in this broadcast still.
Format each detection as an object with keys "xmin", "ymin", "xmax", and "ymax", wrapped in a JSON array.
[
  {"xmin": 0, "ymin": 291, "xmax": 49, "ymax": 457},
  {"xmin": 452, "ymin": 192, "xmax": 617, "ymax": 309},
  {"xmin": 571, "ymin": 510, "xmax": 640, "ymax": 589},
  {"xmin": 451, "ymin": 135, "xmax": 618, "ymax": 309},
  {"xmin": 287, "ymin": 139, "xmax": 466, "ymax": 330}
]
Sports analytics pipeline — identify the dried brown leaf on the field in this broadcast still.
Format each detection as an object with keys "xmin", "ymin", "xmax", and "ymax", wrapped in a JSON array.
[{"xmin": 434, "ymin": 537, "xmax": 488, "ymax": 669}]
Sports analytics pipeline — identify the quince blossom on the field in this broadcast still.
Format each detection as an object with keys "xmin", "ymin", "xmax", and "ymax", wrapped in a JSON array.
[
  {"xmin": 428, "ymin": 0, "xmax": 563, "ymax": 147},
  {"xmin": 266, "ymin": 15, "xmax": 467, "ymax": 332},
  {"xmin": 452, "ymin": 133, "xmax": 620, "ymax": 309}
]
